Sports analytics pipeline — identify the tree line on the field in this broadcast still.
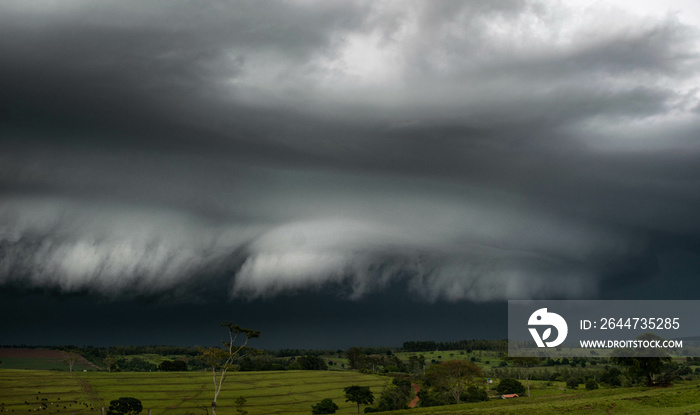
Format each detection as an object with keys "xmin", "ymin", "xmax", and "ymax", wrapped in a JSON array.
[{"xmin": 402, "ymin": 339, "xmax": 507, "ymax": 353}]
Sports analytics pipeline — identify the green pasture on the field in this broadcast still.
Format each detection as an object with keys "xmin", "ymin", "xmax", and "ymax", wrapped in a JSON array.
[
  {"xmin": 394, "ymin": 350, "xmax": 506, "ymax": 370},
  {"xmin": 391, "ymin": 380, "xmax": 700, "ymax": 415},
  {"xmin": 3, "ymin": 366, "xmax": 700, "ymax": 415},
  {"xmin": 0, "ymin": 369, "xmax": 387, "ymax": 415},
  {"xmin": 0, "ymin": 369, "xmax": 93, "ymax": 414}
]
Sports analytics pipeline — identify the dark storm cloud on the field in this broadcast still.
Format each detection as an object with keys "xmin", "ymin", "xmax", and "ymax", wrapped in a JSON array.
[{"xmin": 2, "ymin": 0, "xmax": 700, "ymax": 305}]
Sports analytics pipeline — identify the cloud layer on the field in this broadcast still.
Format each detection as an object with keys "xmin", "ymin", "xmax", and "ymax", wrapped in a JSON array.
[{"xmin": 2, "ymin": 0, "xmax": 700, "ymax": 303}]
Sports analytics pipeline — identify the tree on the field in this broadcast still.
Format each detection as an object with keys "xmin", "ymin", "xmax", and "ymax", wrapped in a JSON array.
[
  {"xmin": 107, "ymin": 398, "xmax": 142, "ymax": 415},
  {"xmin": 416, "ymin": 388, "xmax": 447, "ymax": 407},
  {"xmin": 566, "ymin": 377, "xmax": 580, "ymax": 389},
  {"xmin": 423, "ymin": 360, "xmax": 482, "ymax": 405},
  {"xmin": 462, "ymin": 385, "xmax": 488, "ymax": 402},
  {"xmin": 510, "ymin": 357, "xmax": 542, "ymax": 397},
  {"xmin": 198, "ymin": 322, "xmax": 260, "ymax": 415},
  {"xmin": 600, "ymin": 366, "xmax": 622, "ymax": 386},
  {"xmin": 585, "ymin": 379, "xmax": 599, "ymax": 390},
  {"xmin": 408, "ymin": 354, "xmax": 426, "ymax": 375},
  {"xmin": 372, "ymin": 380, "xmax": 413, "ymax": 412},
  {"xmin": 346, "ymin": 348, "xmax": 367, "ymax": 371},
  {"xmin": 343, "ymin": 385, "xmax": 374, "ymax": 414},
  {"xmin": 103, "ymin": 356, "xmax": 118, "ymax": 373},
  {"xmin": 611, "ymin": 356, "xmax": 672, "ymax": 386},
  {"xmin": 234, "ymin": 396, "xmax": 248, "ymax": 415},
  {"xmin": 610, "ymin": 333, "xmax": 672, "ymax": 386},
  {"xmin": 298, "ymin": 355, "xmax": 327, "ymax": 371},
  {"xmin": 62, "ymin": 351, "xmax": 81, "ymax": 372},
  {"xmin": 496, "ymin": 378, "xmax": 525, "ymax": 395},
  {"xmin": 311, "ymin": 398, "xmax": 338, "ymax": 414},
  {"xmin": 159, "ymin": 360, "xmax": 187, "ymax": 371}
]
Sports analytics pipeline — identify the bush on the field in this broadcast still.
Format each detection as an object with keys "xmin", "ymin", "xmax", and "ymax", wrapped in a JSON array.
[
  {"xmin": 462, "ymin": 385, "xmax": 488, "ymax": 402},
  {"xmin": 107, "ymin": 398, "xmax": 142, "ymax": 415},
  {"xmin": 298, "ymin": 355, "xmax": 327, "ymax": 371},
  {"xmin": 311, "ymin": 398, "xmax": 338, "ymax": 414},
  {"xmin": 113, "ymin": 357, "xmax": 157, "ymax": 372},
  {"xmin": 416, "ymin": 389, "xmax": 447, "ymax": 407},
  {"xmin": 566, "ymin": 377, "xmax": 580, "ymax": 389},
  {"xmin": 496, "ymin": 378, "xmax": 525, "ymax": 395},
  {"xmin": 159, "ymin": 360, "xmax": 187, "ymax": 371},
  {"xmin": 585, "ymin": 379, "xmax": 599, "ymax": 390}
]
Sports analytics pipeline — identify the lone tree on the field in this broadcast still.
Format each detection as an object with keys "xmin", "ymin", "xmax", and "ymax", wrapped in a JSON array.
[
  {"xmin": 611, "ymin": 355, "xmax": 672, "ymax": 386},
  {"xmin": 407, "ymin": 354, "xmax": 426, "ymax": 375},
  {"xmin": 611, "ymin": 332, "xmax": 672, "ymax": 386},
  {"xmin": 234, "ymin": 396, "xmax": 248, "ymax": 415},
  {"xmin": 311, "ymin": 398, "xmax": 339, "ymax": 414},
  {"xmin": 103, "ymin": 356, "xmax": 118, "ymax": 373},
  {"xmin": 343, "ymin": 385, "xmax": 374, "ymax": 414},
  {"xmin": 107, "ymin": 398, "xmax": 142, "ymax": 415},
  {"xmin": 495, "ymin": 378, "xmax": 525, "ymax": 395},
  {"xmin": 510, "ymin": 356, "xmax": 542, "ymax": 397},
  {"xmin": 423, "ymin": 360, "xmax": 482, "ymax": 404},
  {"xmin": 198, "ymin": 322, "xmax": 260, "ymax": 415},
  {"xmin": 62, "ymin": 350, "xmax": 81, "ymax": 372}
]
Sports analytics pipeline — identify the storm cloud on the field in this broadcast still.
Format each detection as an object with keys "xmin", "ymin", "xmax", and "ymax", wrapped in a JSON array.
[{"xmin": 2, "ymin": 0, "xmax": 700, "ymax": 307}]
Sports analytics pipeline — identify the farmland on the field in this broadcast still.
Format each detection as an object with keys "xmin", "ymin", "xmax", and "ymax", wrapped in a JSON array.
[
  {"xmin": 3, "ymin": 346, "xmax": 700, "ymax": 415},
  {"xmin": 3, "ymin": 368, "xmax": 700, "ymax": 414},
  {"xmin": 0, "ymin": 349, "xmax": 94, "ymax": 372},
  {"xmin": 2, "ymin": 369, "xmax": 700, "ymax": 414},
  {"xmin": 389, "ymin": 381, "xmax": 700, "ymax": 415},
  {"xmin": 0, "ymin": 369, "xmax": 387, "ymax": 415}
]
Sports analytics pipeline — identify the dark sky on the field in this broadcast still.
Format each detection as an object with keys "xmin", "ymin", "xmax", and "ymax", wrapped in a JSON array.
[{"xmin": 2, "ymin": 1, "xmax": 700, "ymax": 350}]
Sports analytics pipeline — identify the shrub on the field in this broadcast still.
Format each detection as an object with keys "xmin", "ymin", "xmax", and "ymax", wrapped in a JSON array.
[
  {"xmin": 496, "ymin": 378, "xmax": 525, "ymax": 395},
  {"xmin": 107, "ymin": 398, "xmax": 142, "ymax": 415},
  {"xmin": 416, "ymin": 389, "xmax": 447, "ymax": 407},
  {"xmin": 585, "ymin": 379, "xmax": 599, "ymax": 390},
  {"xmin": 311, "ymin": 398, "xmax": 338, "ymax": 414},
  {"xmin": 567, "ymin": 377, "xmax": 580, "ymax": 389},
  {"xmin": 462, "ymin": 385, "xmax": 488, "ymax": 402},
  {"xmin": 159, "ymin": 360, "xmax": 187, "ymax": 371}
]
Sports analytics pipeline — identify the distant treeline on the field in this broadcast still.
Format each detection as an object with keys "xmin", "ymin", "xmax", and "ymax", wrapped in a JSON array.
[
  {"xmin": 402, "ymin": 339, "xmax": 507, "ymax": 353},
  {"xmin": 1, "ymin": 345, "xmax": 202, "ymax": 356},
  {"xmin": 272, "ymin": 349, "xmax": 342, "ymax": 357}
]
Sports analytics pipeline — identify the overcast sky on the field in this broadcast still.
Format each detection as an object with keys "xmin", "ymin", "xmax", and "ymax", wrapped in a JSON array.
[{"xmin": 2, "ymin": 0, "xmax": 700, "ymax": 349}]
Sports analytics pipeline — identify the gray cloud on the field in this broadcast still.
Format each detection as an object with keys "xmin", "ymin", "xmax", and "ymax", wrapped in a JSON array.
[{"xmin": 2, "ymin": 0, "xmax": 700, "ymax": 304}]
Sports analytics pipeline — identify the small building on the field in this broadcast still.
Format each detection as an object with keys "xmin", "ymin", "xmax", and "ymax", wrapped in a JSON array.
[{"xmin": 501, "ymin": 394, "xmax": 519, "ymax": 399}]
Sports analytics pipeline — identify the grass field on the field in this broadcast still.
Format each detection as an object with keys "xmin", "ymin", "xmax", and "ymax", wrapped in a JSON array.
[
  {"xmin": 0, "ymin": 369, "xmax": 388, "ymax": 415},
  {"xmin": 392, "ymin": 350, "xmax": 509, "ymax": 371},
  {"xmin": 3, "ymin": 367, "xmax": 700, "ymax": 415},
  {"xmin": 390, "ymin": 381, "xmax": 700, "ymax": 415}
]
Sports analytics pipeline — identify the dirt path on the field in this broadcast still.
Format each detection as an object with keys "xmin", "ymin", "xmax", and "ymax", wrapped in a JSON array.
[
  {"xmin": 75, "ymin": 376, "xmax": 106, "ymax": 412},
  {"xmin": 408, "ymin": 384, "xmax": 421, "ymax": 408}
]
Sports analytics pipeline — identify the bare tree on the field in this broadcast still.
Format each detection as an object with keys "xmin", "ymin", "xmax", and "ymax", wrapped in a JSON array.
[
  {"xmin": 103, "ymin": 356, "xmax": 117, "ymax": 373},
  {"xmin": 62, "ymin": 351, "xmax": 81, "ymax": 372},
  {"xmin": 198, "ymin": 322, "xmax": 260, "ymax": 415},
  {"xmin": 510, "ymin": 357, "xmax": 542, "ymax": 397}
]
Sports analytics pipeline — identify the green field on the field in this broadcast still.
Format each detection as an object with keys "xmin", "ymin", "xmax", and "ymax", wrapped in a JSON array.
[
  {"xmin": 3, "ymin": 368, "xmax": 700, "ymax": 414},
  {"xmin": 0, "ymin": 358, "xmax": 94, "ymax": 372},
  {"xmin": 390, "ymin": 381, "xmax": 700, "ymax": 414},
  {"xmin": 0, "ymin": 369, "xmax": 387, "ymax": 415},
  {"xmin": 394, "ymin": 350, "xmax": 506, "ymax": 370}
]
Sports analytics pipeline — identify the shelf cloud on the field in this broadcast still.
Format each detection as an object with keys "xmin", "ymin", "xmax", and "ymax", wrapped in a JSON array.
[{"xmin": 2, "ymin": 0, "xmax": 700, "ymax": 306}]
